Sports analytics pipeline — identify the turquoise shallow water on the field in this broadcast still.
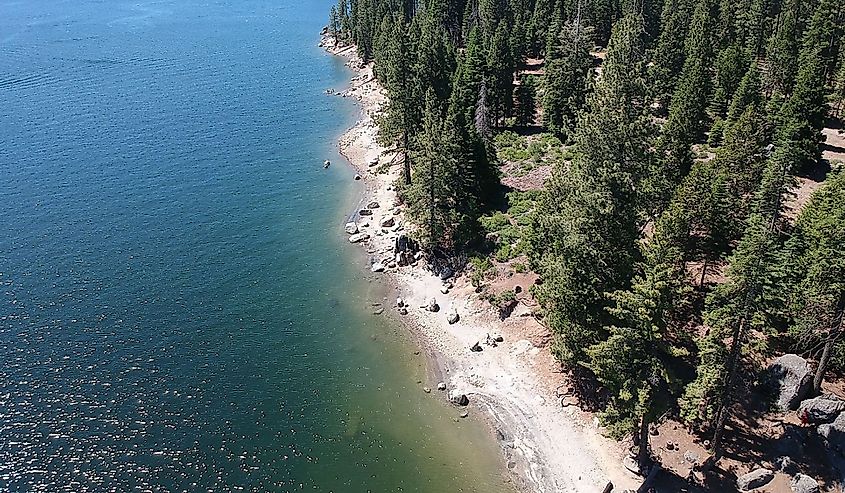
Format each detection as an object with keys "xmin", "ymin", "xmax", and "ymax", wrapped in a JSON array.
[{"xmin": 0, "ymin": 1, "xmax": 512, "ymax": 491}]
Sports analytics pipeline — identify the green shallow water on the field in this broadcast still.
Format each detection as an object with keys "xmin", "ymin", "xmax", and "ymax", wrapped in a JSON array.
[{"xmin": 0, "ymin": 0, "xmax": 513, "ymax": 491}]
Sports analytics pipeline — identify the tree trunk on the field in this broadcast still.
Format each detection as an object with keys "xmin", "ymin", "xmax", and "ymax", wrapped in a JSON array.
[
  {"xmin": 711, "ymin": 316, "xmax": 747, "ymax": 462},
  {"xmin": 402, "ymin": 129, "xmax": 411, "ymax": 186},
  {"xmin": 699, "ymin": 258, "xmax": 708, "ymax": 288},
  {"xmin": 813, "ymin": 339, "xmax": 832, "ymax": 396},
  {"xmin": 428, "ymin": 159, "xmax": 435, "ymax": 244},
  {"xmin": 815, "ymin": 304, "xmax": 845, "ymax": 395},
  {"xmin": 638, "ymin": 415, "xmax": 651, "ymax": 472}
]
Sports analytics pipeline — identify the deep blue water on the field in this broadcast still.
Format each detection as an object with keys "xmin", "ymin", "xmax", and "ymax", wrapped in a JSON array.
[{"xmin": 0, "ymin": 1, "xmax": 510, "ymax": 491}]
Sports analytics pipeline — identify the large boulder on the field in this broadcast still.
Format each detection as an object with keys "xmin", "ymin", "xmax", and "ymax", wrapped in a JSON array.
[
  {"xmin": 449, "ymin": 391, "xmax": 469, "ymax": 406},
  {"xmin": 344, "ymin": 222, "xmax": 358, "ymax": 234},
  {"xmin": 790, "ymin": 474, "xmax": 820, "ymax": 493},
  {"xmin": 736, "ymin": 468, "xmax": 774, "ymax": 491},
  {"xmin": 799, "ymin": 394, "xmax": 845, "ymax": 424},
  {"xmin": 424, "ymin": 297, "xmax": 439, "ymax": 313},
  {"xmin": 818, "ymin": 412, "xmax": 845, "ymax": 455},
  {"xmin": 446, "ymin": 309, "xmax": 460, "ymax": 325},
  {"xmin": 348, "ymin": 233, "xmax": 370, "ymax": 243},
  {"xmin": 764, "ymin": 354, "xmax": 813, "ymax": 411}
]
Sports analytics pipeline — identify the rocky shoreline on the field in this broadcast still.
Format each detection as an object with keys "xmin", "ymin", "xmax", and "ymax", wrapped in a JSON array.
[{"xmin": 319, "ymin": 32, "xmax": 639, "ymax": 493}]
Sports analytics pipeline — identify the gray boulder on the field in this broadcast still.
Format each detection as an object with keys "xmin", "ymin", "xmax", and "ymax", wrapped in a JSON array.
[
  {"xmin": 449, "ymin": 391, "xmax": 469, "ymax": 406},
  {"xmin": 799, "ymin": 394, "xmax": 845, "ymax": 424},
  {"xmin": 424, "ymin": 297, "xmax": 439, "ymax": 313},
  {"xmin": 446, "ymin": 309, "xmax": 459, "ymax": 324},
  {"xmin": 790, "ymin": 474, "xmax": 820, "ymax": 493},
  {"xmin": 736, "ymin": 468, "xmax": 774, "ymax": 491},
  {"xmin": 379, "ymin": 216, "xmax": 394, "ymax": 228},
  {"xmin": 348, "ymin": 232, "xmax": 370, "ymax": 243},
  {"xmin": 818, "ymin": 412, "xmax": 845, "ymax": 455},
  {"xmin": 765, "ymin": 354, "xmax": 813, "ymax": 411}
]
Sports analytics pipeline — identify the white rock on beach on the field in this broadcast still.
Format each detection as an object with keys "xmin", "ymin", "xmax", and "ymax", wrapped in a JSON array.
[
  {"xmin": 371, "ymin": 262, "xmax": 385, "ymax": 272},
  {"xmin": 348, "ymin": 233, "xmax": 370, "ymax": 243},
  {"xmin": 344, "ymin": 222, "xmax": 358, "ymax": 234},
  {"xmin": 447, "ymin": 309, "xmax": 460, "ymax": 324}
]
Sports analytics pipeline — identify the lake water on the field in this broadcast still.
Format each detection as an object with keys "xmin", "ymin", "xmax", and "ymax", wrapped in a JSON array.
[{"xmin": 0, "ymin": 1, "xmax": 512, "ymax": 491}]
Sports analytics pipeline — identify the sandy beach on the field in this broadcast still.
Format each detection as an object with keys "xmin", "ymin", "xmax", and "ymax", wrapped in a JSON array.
[{"xmin": 321, "ymin": 35, "xmax": 640, "ymax": 493}]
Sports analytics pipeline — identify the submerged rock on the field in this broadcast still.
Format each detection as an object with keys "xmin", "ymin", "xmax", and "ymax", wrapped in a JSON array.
[{"xmin": 437, "ymin": 382, "xmax": 447, "ymax": 391}]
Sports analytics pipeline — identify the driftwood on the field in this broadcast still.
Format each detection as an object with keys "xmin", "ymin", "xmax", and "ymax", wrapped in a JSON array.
[{"xmin": 601, "ymin": 481, "xmax": 613, "ymax": 493}]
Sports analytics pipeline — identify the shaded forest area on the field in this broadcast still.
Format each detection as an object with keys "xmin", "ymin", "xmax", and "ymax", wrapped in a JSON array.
[{"xmin": 328, "ymin": 0, "xmax": 845, "ymax": 488}]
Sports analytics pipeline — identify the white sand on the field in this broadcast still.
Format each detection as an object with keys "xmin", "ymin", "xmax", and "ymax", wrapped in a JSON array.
[{"xmin": 321, "ymin": 35, "xmax": 639, "ymax": 493}]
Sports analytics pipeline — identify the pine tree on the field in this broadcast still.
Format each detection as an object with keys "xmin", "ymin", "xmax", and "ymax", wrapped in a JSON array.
[
  {"xmin": 532, "ymin": 14, "xmax": 654, "ymax": 364},
  {"xmin": 587, "ymin": 239, "xmax": 683, "ymax": 471},
  {"xmin": 529, "ymin": 0, "xmax": 554, "ymax": 56},
  {"xmin": 450, "ymin": 27, "xmax": 488, "ymax": 133},
  {"xmin": 725, "ymin": 62, "xmax": 762, "ymax": 124},
  {"xmin": 379, "ymin": 20, "xmax": 418, "ymax": 185},
  {"xmin": 414, "ymin": 8, "xmax": 455, "ymax": 103},
  {"xmin": 487, "ymin": 23, "xmax": 515, "ymax": 126},
  {"xmin": 514, "ymin": 74, "xmax": 538, "ymax": 126},
  {"xmin": 784, "ymin": 171, "xmax": 845, "ymax": 394},
  {"xmin": 763, "ymin": 0, "xmax": 802, "ymax": 96},
  {"xmin": 834, "ymin": 48, "xmax": 845, "ymax": 117},
  {"xmin": 658, "ymin": 0, "xmax": 714, "ymax": 190},
  {"xmin": 681, "ymin": 147, "xmax": 792, "ymax": 464},
  {"xmin": 734, "ymin": 0, "xmax": 767, "ymax": 56},
  {"xmin": 542, "ymin": 21, "xmax": 593, "ymax": 138},
  {"xmin": 649, "ymin": 0, "xmax": 692, "ymax": 112},
  {"xmin": 710, "ymin": 44, "xmax": 749, "ymax": 120},
  {"xmin": 775, "ymin": 0, "xmax": 840, "ymax": 171},
  {"xmin": 406, "ymin": 90, "xmax": 463, "ymax": 250}
]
